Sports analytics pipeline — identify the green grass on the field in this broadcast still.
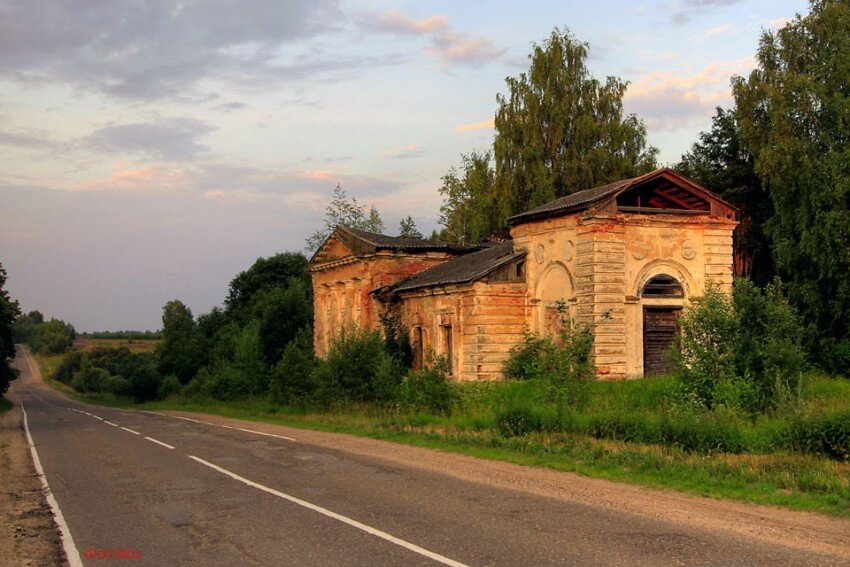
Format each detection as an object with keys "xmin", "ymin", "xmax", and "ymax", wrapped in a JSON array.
[
  {"xmin": 0, "ymin": 398, "xmax": 11, "ymax": 415},
  {"xmin": 36, "ymin": 352, "xmax": 850, "ymax": 517}
]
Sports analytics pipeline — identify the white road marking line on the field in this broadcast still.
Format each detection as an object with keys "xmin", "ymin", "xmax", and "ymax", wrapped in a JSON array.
[
  {"xmin": 188, "ymin": 455, "xmax": 468, "ymax": 567},
  {"xmin": 147, "ymin": 411, "xmax": 296, "ymax": 441},
  {"xmin": 169, "ymin": 415, "xmax": 201, "ymax": 423},
  {"xmin": 104, "ymin": 420, "xmax": 118, "ymax": 427},
  {"xmin": 21, "ymin": 403, "xmax": 84, "ymax": 567},
  {"xmin": 233, "ymin": 426, "xmax": 296, "ymax": 442},
  {"xmin": 91, "ymin": 415, "xmax": 104, "ymax": 421},
  {"xmin": 120, "ymin": 426, "xmax": 140, "ymax": 435},
  {"xmin": 144, "ymin": 437, "xmax": 175, "ymax": 450}
]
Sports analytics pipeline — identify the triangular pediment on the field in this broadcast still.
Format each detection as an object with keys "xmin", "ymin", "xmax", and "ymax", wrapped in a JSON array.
[{"xmin": 310, "ymin": 231, "xmax": 359, "ymax": 265}]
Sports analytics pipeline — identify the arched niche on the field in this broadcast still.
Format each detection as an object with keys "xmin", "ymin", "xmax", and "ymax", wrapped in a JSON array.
[{"xmin": 534, "ymin": 262, "xmax": 574, "ymax": 337}]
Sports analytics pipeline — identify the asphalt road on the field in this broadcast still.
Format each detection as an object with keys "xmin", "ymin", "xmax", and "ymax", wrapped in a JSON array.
[{"xmin": 8, "ymin": 347, "xmax": 842, "ymax": 566}]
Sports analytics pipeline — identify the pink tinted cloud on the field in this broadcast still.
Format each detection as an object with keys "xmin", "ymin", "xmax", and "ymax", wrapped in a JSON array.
[
  {"xmin": 70, "ymin": 166, "xmax": 190, "ymax": 192},
  {"xmin": 455, "ymin": 119, "xmax": 494, "ymax": 132},
  {"xmin": 366, "ymin": 9, "xmax": 504, "ymax": 66},
  {"xmin": 623, "ymin": 57, "xmax": 754, "ymax": 130}
]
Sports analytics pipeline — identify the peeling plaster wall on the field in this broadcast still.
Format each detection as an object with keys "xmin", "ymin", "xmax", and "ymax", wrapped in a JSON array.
[
  {"xmin": 512, "ymin": 211, "xmax": 736, "ymax": 380},
  {"xmin": 310, "ymin": 251, "xmax": 453, "ymax": 357},
  {"xmin": 398, "ymin": 281, "xmax": 527, "ymax": 381}
]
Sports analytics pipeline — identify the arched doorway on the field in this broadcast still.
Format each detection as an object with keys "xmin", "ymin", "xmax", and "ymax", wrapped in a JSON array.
[{"xmin": 641, "ymin": 274, "xmax": 683, "ymax": 376}]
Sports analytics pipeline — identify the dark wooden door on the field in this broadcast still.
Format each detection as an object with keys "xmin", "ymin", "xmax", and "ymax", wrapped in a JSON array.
[{"xmin": 643, "ymin": 308, "xmax": 680, "ymax": 376}]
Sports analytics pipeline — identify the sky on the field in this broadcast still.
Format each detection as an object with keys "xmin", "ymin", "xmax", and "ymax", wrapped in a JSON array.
[{"xmin": 0, "ymin": 0, "xmax": 808, "ymax": 331}]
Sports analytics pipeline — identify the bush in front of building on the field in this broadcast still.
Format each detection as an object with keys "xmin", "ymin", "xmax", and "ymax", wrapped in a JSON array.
[
  {"xmin": 502, "ymin": 304, "xmax": 595, "ymax": 408},
  {"xmin": 397, "ymin": 353, "xmax": 457, "ymax": 415},
  {"xmin": 673, "ymin": 278, "xmax": 807, "ymax": 414},
  {"xmin": 311, "ymin": 325, "xmax": 406, "ymax": 405}
]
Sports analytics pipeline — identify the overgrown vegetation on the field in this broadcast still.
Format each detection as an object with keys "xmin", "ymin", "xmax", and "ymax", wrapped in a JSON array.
[
  {"xmin": 0, "ymin": 263, "xmax": 19, "ymax": 396},
  {"xmin": 12, "ymin": 310, "xmax": 76, "ymax": 355}
]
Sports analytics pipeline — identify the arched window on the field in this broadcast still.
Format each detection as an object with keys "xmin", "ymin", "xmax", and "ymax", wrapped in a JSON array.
[{"xmin": 641, "ymin": 275, "xmax": 683, "ymax": 298}]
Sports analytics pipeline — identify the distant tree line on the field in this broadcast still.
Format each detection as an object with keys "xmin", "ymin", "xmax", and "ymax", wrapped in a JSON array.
[{"xmin": 13, "ymin": 310, "xmax": 76, "ymax": 355}]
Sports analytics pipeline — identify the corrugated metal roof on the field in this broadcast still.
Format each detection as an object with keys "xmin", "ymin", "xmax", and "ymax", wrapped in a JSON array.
[
  {"xmin": 391, "ymin": 242, "xmax": 524, "ymax": 293},
  {"xmin": 340, "ymin": 226, "xmax": 473, "ymax": 251}
]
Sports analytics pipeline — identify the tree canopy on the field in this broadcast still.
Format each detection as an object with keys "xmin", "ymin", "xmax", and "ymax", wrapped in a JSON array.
[
  {"xmin": 438, "ymin": 27, "xmax": 657, "ymax": 242},
  {"xmin": 305, "ymin": 184, "xmax": 385, "ymax": 251},
  {"xmin": 398, "ymin": 216, "xmax": 423, "ymax": 239},
  {"xmin": 676, "ymin": 108, "xmax": 774, "ymax": 285},
  {"xmin": 0, "ymin": 263, "xmax": 21, "ymax": 395},
  {"xmin": 492, "ymin": 27, "xmax": 658, "ymax": 224},
  {"xmin": 732, "ymin": 0, "xmax": 850, "ymax": 370}
]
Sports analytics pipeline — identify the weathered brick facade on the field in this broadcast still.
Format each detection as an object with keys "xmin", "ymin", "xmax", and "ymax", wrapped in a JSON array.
[{"xmin": 310, "ymin": 169, "xmax": 737, "ymax": 381}]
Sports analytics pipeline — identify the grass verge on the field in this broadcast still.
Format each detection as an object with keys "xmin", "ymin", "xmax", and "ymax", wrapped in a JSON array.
[{"xmin": 34, "ymin": 352, "xmax": 850, "ymax": 517}]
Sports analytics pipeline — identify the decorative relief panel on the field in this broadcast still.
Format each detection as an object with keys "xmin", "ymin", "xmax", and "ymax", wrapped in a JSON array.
[
  {"xmin": 564, "ymin": 240, "xmax": 574, "ymax": 261},
  {"xmin": 631, "ymin": 241, "xmax": 649, "ymax": 260},
  {"xmin": 681, "ymin": 240, "xmax": 696, "ymax": 260},
  {"xmin": 534, "ymin": 243, "xmax": 545, "ymax": 264}
]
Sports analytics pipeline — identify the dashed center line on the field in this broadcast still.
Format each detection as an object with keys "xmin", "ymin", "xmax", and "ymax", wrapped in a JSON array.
[
  {"xmin": 120, "ymin": 426, "xmax": 140, "ymax": 435},
  {"xmin": 188, "ymin": 455, "xmax": 468, "ymax": 567},
  {"xmin": 103, "ymin": 420, "xmax": 118, "ymax": 427},
  {"xmin": 144, "ymin": 436, "xmax": 175, "ymax": 450}
]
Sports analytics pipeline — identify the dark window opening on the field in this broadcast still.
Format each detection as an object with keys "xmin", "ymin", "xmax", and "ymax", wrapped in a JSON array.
[
  {"xmin": 441, "ymin": 324, "xmax": 453, "ymax": 375},
  {"xmin": 642, "ymin": 275, "xmax": 684, "ymax": 298},
  {"xmin": 412, "ymin": 327, "xmax": 424, "ymax": 371},
  {"xmin": 515, "ymin": 260, "xmax": 525, "ymax": 279}
]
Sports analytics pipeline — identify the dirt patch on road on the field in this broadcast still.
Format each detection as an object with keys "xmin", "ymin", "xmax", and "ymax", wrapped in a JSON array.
[
  {"xmin": 0, "ymin": 402, "xmax": 67, "ymax": 566},
  {"xmin": 170, "ymin": 410, "xmax": 850, "ymax": 562}
]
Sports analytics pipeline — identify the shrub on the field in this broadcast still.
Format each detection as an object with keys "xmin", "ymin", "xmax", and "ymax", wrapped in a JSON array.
[
  {"xmin": 503, "ymin": 334, "xmax": 550, "ymax": 381},
  {"xmin": 788, "ymin": 410, "xmax": 850, "ymax": 461},
  {"xmin": 399, "ymin": 355, "xmax": 457, "ymax": 415},
  {"xmin": 673, "ymin": 279, "xmax": 807, "ymax": 413},
  {"xmin": 269, "ymin": 328, "xmax": 316, "ymax": 404},
  {"xmin": 502, "ymin": 313, "xmax": 594, "ymax": 408},
  {"xmin": 311, "ymin": 325, "xmax": 404, "ymax": 405},
  {"xmin": 496, "ymin": 405, "xmax": 546, "ymax": 437},
  {"xmin": 158, "ymin": 375, "xmax": 182, "ymax": 399},
  {"xmin": 53, "ymin": 351, "xmax": 86, "ymax": 384}
]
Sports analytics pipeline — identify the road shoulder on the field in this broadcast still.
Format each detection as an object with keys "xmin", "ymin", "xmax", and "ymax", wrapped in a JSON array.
[
  {"xmin": 162, "ymin": 408, "xmax": 850, "ymax": 562},
  {"xmin": 0, "ymin": 400, "xmax": 67, "ymax": 566}
]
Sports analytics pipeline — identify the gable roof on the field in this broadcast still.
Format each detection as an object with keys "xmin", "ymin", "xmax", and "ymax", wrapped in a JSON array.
[
  {"xmin": 388, "ymin": 242, "xmax": 524, "ymax": 294},
  {"xmin": 310, "ymin": 225, "xmax": 482, "ymax": 265},
  {"xmin": 507, "ymin": 168, "xmax": 736, "ymax": 225}
]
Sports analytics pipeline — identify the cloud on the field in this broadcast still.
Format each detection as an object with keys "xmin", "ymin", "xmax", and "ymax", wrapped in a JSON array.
[
  {"xmin": 668, "ymin": 0, "xmax": 743, "ymax": 24},
  {"xmin": 767, "ymin": 17, "xmax": 792, "ymax": 29},
  {"xmin": 364, "ymin": 9, "xmax": 504, "ymax": 67},
  {"xmin": 0, "ymin": 129, "xmax": 58, "ymax": 149},
  {"xmin": 381, "ymin": 144, "xmax": 425, "ymax": 159},
  {"xmin": 623, "ymin": 57, "xmax": 754, "ymax": 130},
  {"xmin": 0, "ymin": 0, "xmax": 346, "ymax": 100},
  {"xmin": 454, "ymin": 120, "xmax": 494, "ymax": 132},
  {"xmin": 704, "ymin": 23, "xmax": 735, "ymax": 36},
  {"xmin": 83, "ymin": 118, "xmax": 215, "ymax": 160},
  {"xmin": 70, "ymin": 166, "xmax": 190, "ymax": 192}
]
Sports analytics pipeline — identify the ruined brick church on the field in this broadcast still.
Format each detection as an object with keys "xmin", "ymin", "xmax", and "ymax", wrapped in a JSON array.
[{"xmin": 309, "ymin": 168, "xmax": 737, "ymax": 381}]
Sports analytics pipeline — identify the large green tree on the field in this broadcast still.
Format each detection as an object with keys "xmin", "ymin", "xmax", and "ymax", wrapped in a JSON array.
[
  {"xmin": 0, "ymin": 263, "xmax": 21, "ymax": 395},
  {"xmin": 492, "ymin": 27, "xmax": 657, "ymax": 224},
  {"xmin": 677, "ymin": 108, "xmax": 774, "ymax": 285},
  {"xmin": 732, "ymin": 0, "xmax": 850, "ymax": 369},
  {"xmin": 437, "ymin": 150, "xmax": 498, "ymax": 243},
  {"xmin": 225, "ymin": 252, "xmax": 310, "ymax": 321},
  {"xmin": 305, "ymin": 184, "xmax": 385, "ymax": 252},
  {"xmin": 157, "ymin": 299, "xmax": 197, "ymax": 384}
]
